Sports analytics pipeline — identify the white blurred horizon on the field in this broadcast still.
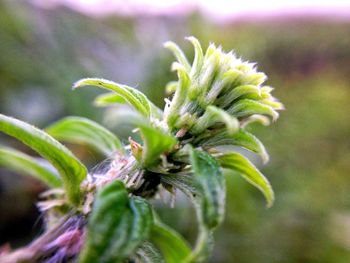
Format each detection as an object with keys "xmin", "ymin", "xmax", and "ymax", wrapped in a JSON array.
[{"xmin": 32, "ymin": 0, "xmax": 350, "ymax": 22}]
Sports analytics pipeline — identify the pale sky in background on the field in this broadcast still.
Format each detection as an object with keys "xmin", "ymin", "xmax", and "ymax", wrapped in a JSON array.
[{"xmin": 32, "ymin": 0, "xmax": 350, "ymax": 21}]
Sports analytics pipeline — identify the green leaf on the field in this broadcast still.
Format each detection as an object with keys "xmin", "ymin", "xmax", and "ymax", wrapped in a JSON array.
[
  {"xmin": 189, "ymin": 148, "xmax": 225, "ymax": 229},
  {"xmin": 135, "ymin": 241, "xmax": 165, "ymax": 263},
  {"xmin": 164, "ymin": 41, "xmax": 191, "ymax": 72},
  {"xmin": 165, "ymin": 81, "xmax": 178, "ymax": 95},
  {"xmin": 160, "ymin": 174, "xmax": 214, "ymax": 263},
  {"xmin": 217, "ymin": 152, "xmax": 274, "ymax": 207},
  {"xmin": 216, "ymin": 84, "xmax": 261, "ymax": 108},
  {"xmin": 192, "ymin": 106, "xmax": 239, "ymax": 135},
  {"xmin": 151, "ymin": 222, "xmax": 192, "ymax": 263},
  {"xmin": 0, "ymin": 145, "xmax": 61, "ymax": 187},
  {"xmin": 240, "ymin": 114, "xmax": 270, "ymax": 128},
  {"xmin": 228, "ymin": 99, "xmax": 279, "ymax": 121},
  {"xmin": 0, "ymin": 114, "xmax": 87, "ymax": 206},
  {"xmin": 45, "ymin": 116, "xmax": 124, "ymax": 156},
  {"xmin": 73, "ymin": 78, "xmax": 162, "ymax": 119},
  {"xmin": 165, "ymin": 64, "xmax": 191, "ymax": 129},
  {"xmin": 107, "ymin": 110, "xmax": 176, "ymax": 167},
  {"xmin": 80, "ymin": 181, "xmax": 153, "ymax": 263},
  {"xmin": 118, "ymin": 197, "xmax": 153, "ymax": 257},
  {"xmin": 139, "ymin": 122, "xmax": 177, "ymax": 167},
  {"xmin": 79, "ymin": 180, "xmax": 129, "ymax": 263},
  {"xmin": 186, "ymin": 36, "xmax": 204, "ymax": 78},
  {"xmin": 94, "ymin": 92, "xmax": 127, "ymax": 107},
  {"xmin": 196, "ymin": 129, "xmax": 269, "ymax": 163}
]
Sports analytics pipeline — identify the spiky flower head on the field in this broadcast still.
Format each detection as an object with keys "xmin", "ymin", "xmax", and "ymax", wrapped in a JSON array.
[{"xmin": 164, "ymin": 37, "xmax": 283, "ymax": 140}]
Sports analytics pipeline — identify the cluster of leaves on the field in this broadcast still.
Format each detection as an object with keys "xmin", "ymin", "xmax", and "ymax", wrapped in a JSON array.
[{"xmin": 0, "ymin": 37, "xmax": 282, "ymax": 262}]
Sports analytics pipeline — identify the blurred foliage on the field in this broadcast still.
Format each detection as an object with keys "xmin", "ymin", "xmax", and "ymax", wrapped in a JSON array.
[{"xmin": 0, "ymin": 0, "xmax": 350, "ymax": 262}]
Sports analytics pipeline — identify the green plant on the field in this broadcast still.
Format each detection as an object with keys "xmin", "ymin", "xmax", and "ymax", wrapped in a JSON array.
[{"xmin": 0, "ymin": 37, "xmax": 282, "ymax": 263}]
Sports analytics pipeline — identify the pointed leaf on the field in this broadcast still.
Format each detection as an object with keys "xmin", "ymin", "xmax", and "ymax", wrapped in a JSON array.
[
  {"xmin": 197, "ymin": 129, "xmax": 269, "ymax": 163},
  {"xmin": 192, "ymin": 106, "xmax": 239, "ymax": 135},
  {"xmin": 139, "ymin": 123, "xmax": 177, "ymax": 167},
  {"xmin": 164, "ymin": 41, "xmax": 191, "ymax": 72},
  {"xmin": 228, "ymin": 99, "xmax": 279, "ymax": 121},
  {"xmin": 216, "ymin": 84, "xmax": 261, "ymax": 108},
  {"xmin": 186, "ymin": 36, "xmax": 204, "ymax": 78},
  {"xmin": 240, "ymin": 114, "xmax": 270, "ymax": 128},
  {"xmin": 165, "ymin": 64, "xmax": 190, "ymax": 129},
  {"xmin": 73, "ymin": 78, "xmax": 162, "ymax": 119},
  {"xmin": 45, "ymin": 116, "xmax": 124, "ymax": 156},
  {"xmin": 0, "ymin": 114, "xmax": 87, "ymax": 205},
  {"xmin": 151, "ymin": 222, "xmax": 192, "ymax": 263},
  {"xmin": 0, "ymin": 145, "xmax": 61, "ymax": 187},
  {"xmin": 217, "ymin": 152, "xmax": 274, "ymax": 207}
]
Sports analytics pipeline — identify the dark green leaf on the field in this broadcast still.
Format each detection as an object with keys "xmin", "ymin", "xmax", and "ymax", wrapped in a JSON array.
[
  {"xmin": 0, "ymin": 114, "xmax": 87, "ymax": 206},
  {"xmin": 0, "ymin": 145, "xmax": 61, "ymax": 187},
  {"xmin": 45, "ymin": 116, "xmax": 123, "ymax": 156},
  {"xmin": 217, "ymin": 152, "xmax": 274, "ymax": 207},
  {"xmin": 189, "ymin": 148, "xmax": 225, "ymax": 229},
  {"xmin": 80, "ymin": 181, "xmax": 153, "ymax": 263}
]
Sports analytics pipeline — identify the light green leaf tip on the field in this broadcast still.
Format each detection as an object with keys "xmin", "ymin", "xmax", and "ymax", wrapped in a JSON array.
[
  {"xmin": 0, "ymin": 145, "xmax": 62, "ymax": 188},
  {"xmin": 0, "ymin": 114, "xmax": 87, "ymax": 206},
  {"xmin": 186, "ymin": 36, "xmax": 204, "ymax": 78},
  {"xmin": 217, "ymin": 152, "xmax": 274, "ymax": 207},
  {"xmin": 45, "ymin": 116, "xmax": 124, "ymax": 157},
  {"xmin": 193, "ymin": 106, "xmax": 239, "ymax": 135}
]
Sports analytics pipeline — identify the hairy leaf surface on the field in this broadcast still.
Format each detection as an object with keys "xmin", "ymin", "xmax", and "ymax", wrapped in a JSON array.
[{"xmin": 135, "ymin": 241, "xmax": 165, "ymax": 263}]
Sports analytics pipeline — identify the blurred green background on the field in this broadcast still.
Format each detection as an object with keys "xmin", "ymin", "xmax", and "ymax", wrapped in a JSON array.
[{"xmin": 1, "ymin": 1, "xmax": 350, "ymax": 262}]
